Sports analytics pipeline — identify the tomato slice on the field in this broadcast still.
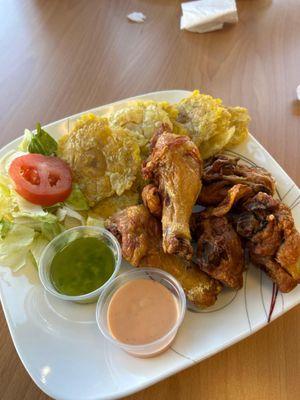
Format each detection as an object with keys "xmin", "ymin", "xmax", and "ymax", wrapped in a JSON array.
[{"xmin": 9, "ymin": 154, "xmax": 72, "ymax": 206}]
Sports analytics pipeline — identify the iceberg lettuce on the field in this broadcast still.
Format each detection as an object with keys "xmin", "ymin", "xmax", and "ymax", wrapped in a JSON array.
[
  {"xmin": 65, "ymin": 184, "xmax": 89, "ymax": 211},
  {"xmin": 30, "ymin": 234, "xmax": 49, "ymax": 268},
  {"xmin": 0, "ymin": 224, "xmax": 35, "ymax": 271},
  {"xmin": 18, "ymin": 129, "xmax": 33, "ymax": 152}
]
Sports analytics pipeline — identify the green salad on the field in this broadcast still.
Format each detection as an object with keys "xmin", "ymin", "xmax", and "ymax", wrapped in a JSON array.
[{"xmin": 0, "ymin": 124, "xmax": 102, "ymax": 271}]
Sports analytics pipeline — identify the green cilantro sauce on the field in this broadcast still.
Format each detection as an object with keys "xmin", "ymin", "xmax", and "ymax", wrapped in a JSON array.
[{"xmin": 50, "ymin": 237, "xmax": 115, "ymax": 296}]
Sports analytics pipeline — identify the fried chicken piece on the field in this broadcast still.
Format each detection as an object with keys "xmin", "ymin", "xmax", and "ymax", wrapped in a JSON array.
[
  {"xmin": 194, "ymin": 215, "xmax": 244, "ymax": 289},
  {"xmin": 276, "ymin": 232, "xmax": 300, "ymax": 281},
  {"xmin": 247, "ymin": 215, "xmax": 282, "ymax": 257},
  {"xmin": 198, "ymin": 181, "xmax": 232, "ymax": 206},
  {"xmin": 141, "ymin": 184, "xmax": 162, "ymax": 218},
  {"xmin": 250, "ymin": 255, "xmax": 297, "ymax": 293},
  {"xmin": 106, "ymin": 205, "xmax": 222, "ymax": 307},
  {"xmin": 198, "ymin": 155, "xmax": 276, "ymax": 206},
  {"xmin": 202, "ymin": 184, "xmax": 253, "ymax": 217},
  {"xmin": 142, "ymin": 129, "xmax": 202, "ymax": 259},
  {"xmin": 235, "ymin": 211, "xmax": 261, "ymax": 238},
  {"xmin": 236, "ymin": 192, "xmax": 300, "ymax": 292}
]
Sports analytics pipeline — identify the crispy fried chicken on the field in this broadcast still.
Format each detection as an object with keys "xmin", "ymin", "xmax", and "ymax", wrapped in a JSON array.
[
  {"xmin": 202, "ymin": 184, "xmax": 253, "ymax": 218},
  {"xmin": 142, "ymin": 184, "xmax": 162, "ymax": 218},
  {"xmin": 236, "ymin": 193, "xmax": 300, "ymax": 292},
  {"xmin": 193, "ymin": 215, "xmax": 244, "ymax": 289},
  {"xmin": 142, "ymin": 127, "xmax": 202, "ymax": 259},
  {"xmin": 106, "ymin": 205, "xmax": 222, "ymax": 307},
  {"xmin": 198, "ymin": 155, "xmax": 276, "ymax": 206}
]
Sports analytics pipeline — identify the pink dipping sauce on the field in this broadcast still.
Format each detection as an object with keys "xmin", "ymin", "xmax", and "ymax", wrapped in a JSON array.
[{"xmin": 107, "ymin": 278, "xmax": 179, "ymax": 357}]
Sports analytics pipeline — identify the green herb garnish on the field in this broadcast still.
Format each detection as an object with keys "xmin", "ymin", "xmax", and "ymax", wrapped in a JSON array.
[{"xmin": 28, "ymin": 123, "xmax": 58, "ymax": 156}]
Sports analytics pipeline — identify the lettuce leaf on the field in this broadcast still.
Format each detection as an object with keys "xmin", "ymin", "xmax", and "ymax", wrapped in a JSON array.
[
  {"xmin": 28, "ymin": 123, "xmax": 58, "ymax": 156},
  {"xmin": 0, "ymin": 211, "xmax": 63, "ymax": 269},
  {"xmin": 12, "ymin": 192, "xmax": 49, "ymax": 218},
  {"xmin": 0, "ymin": 174, "xmax": 16, "ymax": 220},
  {"xmin": 0, "ymin": 227, "xmax": 51, "ymax": 271},
  {"xmin": 56, "ymin": 206, "xmax": 85, "ymax": 224},
  {"xmin": 0, "ymin": 225, "xmax": 35, "ymax": 271},
  {"xmin": 0, "ymin": 219, "xmax": 12, "ymax": 239},
  {"xmin": 41, "ymin": 221, "xmax": 63, "ymax": 241},
  {"xmin": 65, "ymin": 184, "xmax": 89, "ymax": 211},
  {"xmin": 0, "ymin": 149, "xmax": 26, "ymax": 175},
  {"xmin": 56, "ymin": 206, "xmax": 85, "ymax": 229},
  {"xmin": 30, "ymin": 234, "xmax": 49, "ymax": 268},
  {"xmin": 18, "ymin": 129, "xmax": 33, "ymax": 152}
]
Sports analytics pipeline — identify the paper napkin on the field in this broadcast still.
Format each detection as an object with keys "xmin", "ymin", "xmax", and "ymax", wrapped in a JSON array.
[{"xmin": 180, "ymin": 0, "xmax": 238, "ymax": 33}]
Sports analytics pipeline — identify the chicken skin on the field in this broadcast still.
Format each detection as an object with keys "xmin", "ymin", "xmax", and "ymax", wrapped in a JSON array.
[
  {"xmin": 142, "ymin": 127, "xmax": 202, "ymax": 259},
  {"xmin": 193, "ymin": 215, "xmax": 244, "ymax": 289},
  {"xmin": 202, "ymin": 184, "xmax": 253, "ymax": 218},
  {"xmin": 198, "ymin": 155, "xmax": 276, "ymax": 206},
  {"xmin": 236, "ymin": 193, "xmax": 300, "ymax": 292},
  {"xmin": 106, "ymin": 205, "xmax": 222, "ymax": 307},
  {"xmin": 142, "ymin": 184, "xmax": 162, "ymax": 218}
]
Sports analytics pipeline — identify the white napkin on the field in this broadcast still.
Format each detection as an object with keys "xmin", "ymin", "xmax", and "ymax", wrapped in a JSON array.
[
  {"xmin": 180, "ymin": 0, "xmax": 238, "ymax": 33},
  {"xmin": 127, "ymin": 12, "xmax": 146, "ymax": 23}
]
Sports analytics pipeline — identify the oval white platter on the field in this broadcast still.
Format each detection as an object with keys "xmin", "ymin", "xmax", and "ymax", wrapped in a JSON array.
[{"xmin": 0, "ymin": 90, "xmax": 299, "ymax": 400}]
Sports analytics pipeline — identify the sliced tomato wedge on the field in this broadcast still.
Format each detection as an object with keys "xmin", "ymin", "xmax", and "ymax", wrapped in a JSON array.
[{"xmin": 9, "ymin": 154, "xmax": 72, "ymax": 206}]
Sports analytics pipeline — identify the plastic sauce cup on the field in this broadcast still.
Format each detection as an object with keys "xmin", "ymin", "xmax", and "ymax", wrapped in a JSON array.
[
  {"xmin": 96, "ymin": 268, "xmax": 186, "ymax": 357},
  {"xmin": 39, "ymin": 226, "xmax": 121, "ymax": 304}
]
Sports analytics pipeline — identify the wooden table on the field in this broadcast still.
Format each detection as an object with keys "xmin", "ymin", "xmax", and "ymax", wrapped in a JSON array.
[{"xmin": 1, "ymin": 1, "xmax": 300, "ymax": 399}]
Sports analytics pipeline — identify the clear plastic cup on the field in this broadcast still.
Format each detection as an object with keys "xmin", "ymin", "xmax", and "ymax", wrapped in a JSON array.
[
  {"xmin": 39, "ymin": 226, "xmax": 121, "ymax": 304},
  {"xmin": 96, "ymin": 268, "xmax": 186, "ymax": 358}
]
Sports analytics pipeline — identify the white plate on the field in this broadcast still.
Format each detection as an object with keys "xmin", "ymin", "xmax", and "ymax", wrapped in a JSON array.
[{"xmin": 0, "ymin": 90, "xmax": 300, "ymax": 400}]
